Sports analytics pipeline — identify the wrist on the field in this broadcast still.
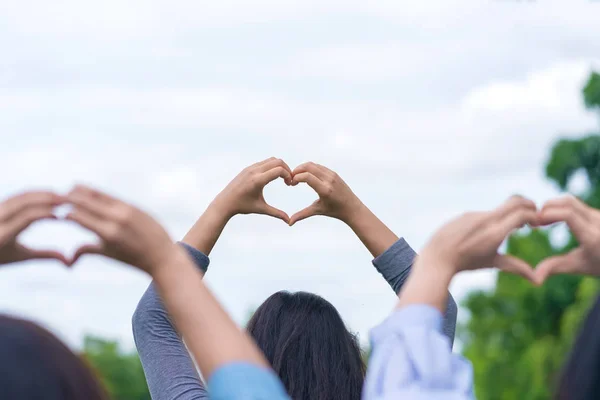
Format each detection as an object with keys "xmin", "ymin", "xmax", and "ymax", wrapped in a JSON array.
[
  {"xmin": 152, "ymin": 245, "xmax": 194, "ymax": 281},
  {"xmin": 413, "ymin": 252, "xmax": 457, "ymax": 283},
  {"xmin": 339, "ymin": 198, "xmax": 369, "ymax": 227},
  {"xmin": 206, "ymin": 199, "xmax": 234, "ymax": 224},
  {"xmin": 148, "ymin": 243, "xmax": 188, "ymax": 277},
  {"xmin": 396, "ymin": 254, "xmax": 455, "ymax": 313}
]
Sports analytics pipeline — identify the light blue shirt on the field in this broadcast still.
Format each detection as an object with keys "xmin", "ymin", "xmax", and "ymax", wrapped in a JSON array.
[
  {"xmin": 208, "ymin": 363, "xmax": 290, "ymax": 400},
  {"xmin": 363, "ymin": 305, "xmax": 474, "ymax": 400}
]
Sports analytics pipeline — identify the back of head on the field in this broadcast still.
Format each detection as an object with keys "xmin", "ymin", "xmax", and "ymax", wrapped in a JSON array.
[
  {"xmin": 556, "ymin": 293, "xmax": 600, "ymax": 400},
  {"xmin": 246, "ymin": 291, "xmax": 365, "ymax": 400},
  {"xmin": 0, "ymin": 315, "xmax": 108, "ymax": 400}
]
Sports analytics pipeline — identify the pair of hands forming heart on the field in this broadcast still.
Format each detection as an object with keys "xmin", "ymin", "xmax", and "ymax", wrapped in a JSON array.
[
  {"xmin": 0, "ymin": 186, "xmax": 178, "ymax": 274},
  {"xmin": 210, "ymin": 158, "xmax": 364, "ymax": 227},
  {"xmin": 416, "ymin": 195, "xmax": 600, "ymax": 286}
]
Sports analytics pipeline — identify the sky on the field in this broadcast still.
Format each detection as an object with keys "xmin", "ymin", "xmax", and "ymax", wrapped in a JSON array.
[{"xmin": 1, "ymin": 0, "xmax": 600, "ymax": 350}]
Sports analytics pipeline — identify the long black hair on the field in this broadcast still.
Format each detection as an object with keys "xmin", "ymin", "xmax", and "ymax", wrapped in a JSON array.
[
  {"xmin": 246, "ymin": 291, "xmax": 366, "ymax": 400},
  {"xmin": 556, "ymin": 293, "xmax": 600, "ymax": 400},
  {"xmin": 0, "ymin": 315, "xmax": 109, "ymax": 400}
]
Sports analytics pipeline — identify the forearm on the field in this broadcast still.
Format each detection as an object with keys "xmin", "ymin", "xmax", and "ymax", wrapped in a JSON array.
[
  {"xmin": 396, "ymin": 255, "xmax": 455, "ymax": 313},
  {"xmin": 132, "ymin": 283, "xmax": 209, "ymax": 399},
  {"xmin": 182, "ymin": 201, "xmax": 231, "ymax": 256},
  {"xmin": 344, "ymin": 202, "xmax": 398, "ymax": 258},
  {"xmin": 131, "ymin": 243, "xmax": 212, "ymax": 399},
  {"xmin": 153, "ymin": 247, "xmax": 269, "ymax": 378}
]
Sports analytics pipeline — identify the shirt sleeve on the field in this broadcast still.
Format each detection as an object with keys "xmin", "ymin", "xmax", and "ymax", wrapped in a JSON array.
[
  {"xmin": 131, "ymin": 242, "xmax": 211, "ymax": 400},
  {"xmin": 207, "ymin": 363, "xmax": 290, "ymax": 400},
  {"xmin": 362, "ymin": 305, "xmax": 474, "ymax": 400},
  {"xmin": 372, "ymin": 238, "xmax": 458, "ymax": 345}
]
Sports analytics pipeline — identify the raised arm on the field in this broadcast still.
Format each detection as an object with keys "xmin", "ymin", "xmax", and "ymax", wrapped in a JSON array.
[
  {"xmin": 289, "ymin": 162, "xmax": 457, "ymax": 344},
  {"xmin": 67, "ymin": 185, "xmax": 290, "ymax": 400},
  {"xmin": 363, "ymin": 196, "xmax": 539, "ymax": 400},
  {"xmin": 131, "ymin": 158, "xmax": 292, "ymax": 399},
  {"xmin": 132, "ymin": 243, "xmax": 210, "ymax": 400}
]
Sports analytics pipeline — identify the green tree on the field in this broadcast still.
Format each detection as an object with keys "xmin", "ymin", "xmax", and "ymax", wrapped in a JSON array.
[
  {"xmin": 82, "ymin": 336, "xmax": 150, "ymax": 400},
  {"xmin": 460, "ymin": 71, "xmax": 600, "ymax": 400}
]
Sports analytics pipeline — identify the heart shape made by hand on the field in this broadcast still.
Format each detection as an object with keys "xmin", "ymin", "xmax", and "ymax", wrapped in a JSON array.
[{"xmin": 213, "ymin": 158, "xmax": 365, "ymax": 228}]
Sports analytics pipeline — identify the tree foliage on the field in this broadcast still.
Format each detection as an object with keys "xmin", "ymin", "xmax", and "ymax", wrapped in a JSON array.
[
  {"xmin": 460, "ymin": 71, "xmax": 600, "ymax": 400},
  {"xmin": 82, "ymin": 336, "xmax": 150, "ymax": 400}
]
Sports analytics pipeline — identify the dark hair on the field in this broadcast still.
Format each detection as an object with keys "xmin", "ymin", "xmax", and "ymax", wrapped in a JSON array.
[
  {"xmin": 0, "ymin": 315, "xmax": 109, "ymax": 400},
  {"xmin": 556, "ymin": 293, "xmax": 600, "ymax": 400},
  {"xmin": 246, "ymin": 291, "xmax": 366, "ymax": 400}
]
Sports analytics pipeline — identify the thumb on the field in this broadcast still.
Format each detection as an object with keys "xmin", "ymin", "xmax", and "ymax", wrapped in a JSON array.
[
  {"xmin": 70, "ymin": 243, "xmax": 105, "ymax": 266},
  {"xmin": 535, "ymin": 248, "xmax": 588, "ymax": 284},
  {"xmin": 18, "ymin": 245, "xmax": 70, "ymax": 267},
  {"xmin": 495, "ymin": 254, "xmax": 537, "ymax": 285},
  {"xmin": 260, "ymin": 204, "xmax": 290, "ymax": 224},
  {"xmin": 289, "ymin": 202, "xmax": 320, "ymax": 226}
]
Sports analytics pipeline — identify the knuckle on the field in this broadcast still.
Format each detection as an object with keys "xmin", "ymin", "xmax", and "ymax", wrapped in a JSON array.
[
  {"xmin": 507, "ymin": 195, "xmax": 525, "ymax": 206},
  {"xmin": 115, "ymin": 206, "xmax": 133, "ymax": 225},
  {"xmin": 105, "ymin": 224, "xmax": 121, "ymax": 241},
  {"xmin": 564, "ymin": 209, "xmax": 575, "ymax": 221}
]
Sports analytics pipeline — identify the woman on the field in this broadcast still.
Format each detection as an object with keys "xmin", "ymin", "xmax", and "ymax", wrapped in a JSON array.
[
  {"xmin": 362, "ymin": 195, "xmax": 600, "ymax": 400},
  {"xmin": 132, "ymin": 158, "xmax": 458, "ymax": 399},
  {"xmin": 0, "ymin": 190, "xmax": 108, "ymax": 400}
]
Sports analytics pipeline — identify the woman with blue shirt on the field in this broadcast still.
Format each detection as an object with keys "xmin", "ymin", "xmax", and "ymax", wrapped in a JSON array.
[{"xmin": 363, "ymin": 195, "xmax": 600, "ymax": 400}]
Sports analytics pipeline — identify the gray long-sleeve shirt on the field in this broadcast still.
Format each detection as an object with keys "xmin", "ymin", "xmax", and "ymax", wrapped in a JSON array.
[{"xmin": 132, "ymin": 239, "xmax": 457, "ymax": 400}]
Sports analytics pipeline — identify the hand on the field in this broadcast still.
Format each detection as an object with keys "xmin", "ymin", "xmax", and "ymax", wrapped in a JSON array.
[
  {"xmin": 0, "ymin": 191, "xmax": 69, "ymax": 266},
  {"xmin": 211, "ymin": 158, "xmax": 292, "ymax": 223},
  {"xmin": 535, "ymin": 195, "xmax": 600, "ymax": 282},
  {"xmin": 417, "ymin": 195, "xmax": 539, "ymax": 281},
  {"xmin": 66, "ymin": 185, "xmax": 178, "ymax": 274},
  {"xmin": 289, "ymin": 162, "xmax": 363, "ymax": 226}
]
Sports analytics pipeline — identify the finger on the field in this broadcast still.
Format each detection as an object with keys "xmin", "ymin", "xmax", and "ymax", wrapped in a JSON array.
[
  {"xmin": 70, "ymin": 243, "xmax": 105, "ymax": 265},
  {"xmin": 69, "ymin": 185, "xmax": 117, "ymax": 205},
  {"xmin": 291, "ymin": 172, "xmax": 327, "ymax": 193},
  {"xmin": 259, "ymin": 204, "xmax": 290, "ymax": 223},
  {"xmin": 494, "ymin": 195, "xmax": 537, "ymax": 219},
  {"xmin": 0, "ymin": 191, "xmax": 65, "ymax": 221},
  {"xmin": 259, "ymin": 166, "xmax": 292, "ymax": 186},
  {"xmin": 18, "ymin": 245, "xmax": 71, "ymax": 266},
  {"xmin": 292, "ymin": 162, "xmax": 329, "ymax": 180},
  {"xmin": 3, "ymin": 208, "xmax": 57, "ymax": 238},
  {"xmin": 258, "ymin": 158, "xmax": 292, "ymax": 175},
  {"xmin": 66, "ymin": 209, "xmax": 114, "ymax": 239},
  {"xmin": 535, "ymin": 248, "xmax": 589, "ymax": 282},
  {"xmin": 494, "ymin": 254, "xmax": 537, "ymax": 284},
  {"xmin": 67, "ymin": 191, "xmax": 110, "ymax": 219},
  {"xmin": 543, "ymin": 195, "xmax": 588, "ymax": 215},
  {"xmin": 537, "ymin": 206, "xmax": 589, "ymax": 237},
  {"xmin": 497, "ymin": 209, "xmax": 539, "ymax": 237},
  {"xmin": 251, "ymin": 157, "xmax": 277, "ymax": 169},
  {"xmin": 289, "ymin": 202, "xmax": 320, "ymax": 226}
]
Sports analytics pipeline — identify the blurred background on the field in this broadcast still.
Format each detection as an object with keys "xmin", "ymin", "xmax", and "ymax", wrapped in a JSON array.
[{"xmin": 1, "ymin": 1, "xmax": 600, "ymax": 399}]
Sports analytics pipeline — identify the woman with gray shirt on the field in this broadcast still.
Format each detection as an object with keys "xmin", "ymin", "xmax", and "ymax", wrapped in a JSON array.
[{"xmin": 132, "ymin": 158, "xmax": 457, "ymax": 400}]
